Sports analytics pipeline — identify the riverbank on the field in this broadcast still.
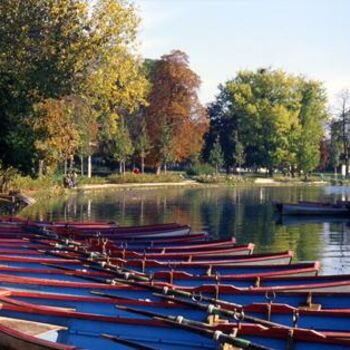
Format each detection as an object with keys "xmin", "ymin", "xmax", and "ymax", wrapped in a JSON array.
[{"xmin": 3, "ymin": 172, "xmax": 342, "ymax": 203}]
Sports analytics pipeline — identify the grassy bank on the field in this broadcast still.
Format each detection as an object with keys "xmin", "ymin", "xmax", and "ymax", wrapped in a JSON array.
[
  {"xmin": 6, "ymin": 173, "xmax": 187, "ymax": 199},
  {"xmin": 4, "ymin": 171, "xmax": 345, "ymax": 201}
]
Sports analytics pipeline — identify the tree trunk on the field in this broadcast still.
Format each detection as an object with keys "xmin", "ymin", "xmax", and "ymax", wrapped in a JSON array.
[
  {"xmin": 38, "ymin": 159, "xmax": 44, "ymax": 177},
  {"xmin": 69, "ymin": 156, "xmax": 74, "ymax": 172},
  {"xmin": 80, "ymin": 155, "xmax": 84, "ymax": 176},
  {"xmin": 156, "ymin": 165, "xmax": 161, "ymax": 175},
  {"xmin": 164, "ymin": 163, "xmax": 167, "ymax": 174},
  {"xmin": 291, "ymin": 166, "xmax": 296, "ymax": 178},
  {"xmin": 141, "ymin": 156, "xmax": 145, "ymax": 174},
  {"xmin": 64, "ymin": 159, "xmax": 67, "ymax": 175},
  {"xmin": 123, "ymin": 161, "xmax": 126, "ymax": 175},
  {"xmin": 119, "ymin": 162, "xmax": 122, "ymax": 174},
  {"xmin": 87, "ymin": 156, "xmax": 92, "ymax": 178},
  {"xmin": 268, "ymin": 167, "xmax": 274, "ymax": 177}
]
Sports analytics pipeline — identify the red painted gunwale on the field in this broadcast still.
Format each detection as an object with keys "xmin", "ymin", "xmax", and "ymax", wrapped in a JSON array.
[
  {"xmin": 229, "ymin": 324, "xmax": 350, "ymax": 346},
  {"xmin": 1, "ymin": 271, "xmax": 350, "ymax": 294},
  {"xmin": 2, "ymin": 296, "xmax": 350, "ymax": 347},
  {"xmin": 190, "ymin": 284, "xmax": 350, "ymax": 297},
  {"xmin": 121, "ymin": 250, "xmax": 294, "ymax": 266},
  {"xmin": 0, "ymin": 262, "xmax": 319, "ymax": 280},
  {"xmin": 90, "ymin": 237, "xmax": 237, "ymax": 252},
  {"xmin": 7, "ymin": 289, "xmax": 350, "ymax": 318},
  {"xmin": 0, "ymin": 266, "xmax": 112, "ymax": 278},
  {"xmin": 91, "ymin": 243, "xmax": 255, "ymax": 259}
]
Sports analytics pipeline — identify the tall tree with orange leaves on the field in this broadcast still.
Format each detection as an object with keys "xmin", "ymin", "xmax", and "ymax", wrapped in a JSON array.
[{"xmin": 144, "ymin": 50, "xmax": 208, "ymax": 172}]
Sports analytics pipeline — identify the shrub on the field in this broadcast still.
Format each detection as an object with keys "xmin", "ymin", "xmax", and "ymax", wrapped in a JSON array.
[
  {"xmin": 9, "ymin": 175, "xmax": 62, "ymax": 192},
  {"xmin": 194, "ymin": 175, "xmax": 224, "ymax": 183},
  {"xmin": 186, "ymin": 164, "xmax": 216, "ymax": 176},
  {"xmin": 0, "ymin": 164, "xmax": 18, "ymax": 192},
  {"xmin": 77, "ymin": 176, "xmax": 107, "ymax": 185},
  {"xmin": 107, "ymin": 173, "xmax": 183, "ymax": 184}
]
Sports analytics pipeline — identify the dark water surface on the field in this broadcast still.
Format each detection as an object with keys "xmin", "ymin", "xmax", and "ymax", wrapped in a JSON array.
[{"xmin": 20, "ymin": 185, "xmax": 350, "ymax": 274}]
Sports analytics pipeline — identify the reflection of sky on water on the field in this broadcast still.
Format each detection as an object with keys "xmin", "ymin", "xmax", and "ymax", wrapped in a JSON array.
[
  {"xmin": 20, "ymin": 185, "xmax": 350, "ymax": 274},
  {"xmin": 324, "ymin": 185, "xmax": 350, "ymax": 201},
  {"xmin": 320, "ymin": 221, "xmax": 350, "ymax": 274}
]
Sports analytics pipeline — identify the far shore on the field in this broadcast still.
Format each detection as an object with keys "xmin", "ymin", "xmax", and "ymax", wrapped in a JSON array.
[
  {"xmin": 73, "ymin": 177, "xmax": 330, "ymax": 193},
  {"xmin": 3, "ymin": 173, "xmax": 339, "ymax": 207}
]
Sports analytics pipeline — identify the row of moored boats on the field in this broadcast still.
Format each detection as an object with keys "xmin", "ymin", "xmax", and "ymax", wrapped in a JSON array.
[{"xmin": 0, "ymin": 217, "xmax": 348, "ymax": 349}]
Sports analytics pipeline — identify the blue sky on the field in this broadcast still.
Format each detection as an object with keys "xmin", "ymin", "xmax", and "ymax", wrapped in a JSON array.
[{"xmin": 135, "ymin": 0, "xmax": 349, "ymax": 105}]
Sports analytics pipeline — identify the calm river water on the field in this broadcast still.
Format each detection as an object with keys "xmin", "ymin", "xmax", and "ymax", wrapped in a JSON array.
[{"xmin": 20, "ymin": 185, "xmax": 350, "ymax": 274}]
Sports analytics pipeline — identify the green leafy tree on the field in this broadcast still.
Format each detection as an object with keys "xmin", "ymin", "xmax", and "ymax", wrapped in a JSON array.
[
  {"xmin": 330, "ymin": 140, "xmax": 341, "ymax": 177},
  {"xmin": 0, "ymin": 0, "xmax": 90, "ymax": 172},
  {"xmin": 209, "ymin": 136, "xmax": 224, "ymax": 174},
  {"xmin": 297, "ymin": 80, "xmax": 328, "ymax": 178},
  {"xmin": 135, "ymin": 118, "xmax": 152, "ymax": 173},
  {"xmin": 113, "ymin": 119, "xmax": 134, "ymax": 175},
  {"xmin": 204, "ymin": 68, "xmax": 328, "ymax": 176},
  {"xmin": 0, "ymin": 0, "xmax": 147, "ymax": 175},
  {"xmin": 331, "ymin": 89, "xmax": 350, "ymax": 175},
  {"xmin": 330, "ymin": 125, "xmax": 342, "ymax": 177},
  {"xmin": 234, "ymin": 133, "xmax": 245, "ymax": 174}
]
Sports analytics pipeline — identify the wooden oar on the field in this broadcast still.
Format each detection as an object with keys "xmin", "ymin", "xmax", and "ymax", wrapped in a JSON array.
[
  {"xmin": 41, "ymin": 262, "xmax": 114, "ymax": 284},
  {"xmin": 115, "ymin": 305, "xmax": 273, "ymax": 350},
  {"xmin": 153, "ymin": 292, "xmax": 291, "ymax": 330},
  {"xmin": 90, "ymin": 290, "xmax": 143, "ymax": 302},
  {"xmin": 101, "ymin": 334, "xmax": 160, "ymax": 350},
  {"xmin": 37, "ymin": 248, "xmax": 150, "ymax": 283},
  {"xmin": 32, "ymin": 234, "xmax": 295, "ymax": 332}
]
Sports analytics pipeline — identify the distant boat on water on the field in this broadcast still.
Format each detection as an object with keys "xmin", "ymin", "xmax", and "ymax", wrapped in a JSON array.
[{"xmin": 273, "ymin": 200, "xmax": 350, "ymax": 216}]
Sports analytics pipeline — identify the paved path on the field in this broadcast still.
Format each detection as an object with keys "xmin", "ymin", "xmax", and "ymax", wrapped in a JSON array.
[{"xmin": 76, "ymin": 180, "xmax": 199, "ymax": 191}]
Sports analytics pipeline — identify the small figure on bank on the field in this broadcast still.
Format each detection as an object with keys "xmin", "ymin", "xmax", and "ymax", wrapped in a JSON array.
[
  {"xmin": 72, "ymin": 171, "xmax": 78, "ymax": 187},
  {"xmin": 63, "ymin": 174, "xmax": 70, "ymax": 188}
]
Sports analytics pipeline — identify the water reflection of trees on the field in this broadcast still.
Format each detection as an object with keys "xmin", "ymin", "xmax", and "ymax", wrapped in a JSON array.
[{"xmin": 20, "ymin": 186, "xmax": 350, "ymax": 263}]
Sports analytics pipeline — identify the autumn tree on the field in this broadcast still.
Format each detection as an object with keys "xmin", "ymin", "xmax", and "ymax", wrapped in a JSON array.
[
  {"xmin": 144, "ymin": 50, "xmax": 208, "ymax": 171},
  {"xmin": 318, "ymin": 140, "xmax": 330, "ymax": 171},
  {"xmin": 32, "ymin": 98, "xmax": 80, "ymax": 175},
  {"xmin": 68, "ymin": 96, "xmax": 98, "ymax": 177},
  {"xmin": 158, "ymin": 120, "xmax": 173, "ymax": 173},
  {"xmin": 85, "ymin": 0, "xmax": 148, "ymax": 142}
]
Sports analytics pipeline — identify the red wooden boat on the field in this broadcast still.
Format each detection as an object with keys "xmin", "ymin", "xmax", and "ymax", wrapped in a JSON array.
[
  {"xmin": 1, "ymin": 295, "xmax": 350, "ymax": 350},
  {"xmin": 0, "ymin": 320, "xmax": 75, "ymax": 350},
  {"xmin": 89, "ymin": 237, "xmax": 237, "ymax": 252},
  {"xmin": 89, "ymin": 243, "xmax": 255, "ymax": 259},
  {"xmin": 120, "ymin": 250, "xmax": 294, "ymax": 267},
  {"xmin": 28, "ymin": 221, "xmax": 193, "ymax": 238}
]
